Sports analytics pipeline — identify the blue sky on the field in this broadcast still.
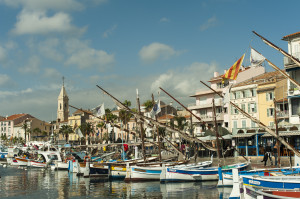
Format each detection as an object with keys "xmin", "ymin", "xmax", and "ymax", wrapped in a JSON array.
[{"xmin": 0, "ymin": 0, "xmax": 298, "ymax": 122}]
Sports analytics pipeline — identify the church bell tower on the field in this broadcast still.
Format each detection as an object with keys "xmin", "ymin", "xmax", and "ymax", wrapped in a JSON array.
[{"xmin": 57, "ymin": 77, "xmax": 69, "ymax": 122}]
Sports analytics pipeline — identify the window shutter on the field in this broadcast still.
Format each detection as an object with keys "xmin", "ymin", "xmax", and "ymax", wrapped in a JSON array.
[
  {"xmin": 254, "ymin": 103, "xmax": 257, "ymax": 113},
  {"xmin": 248, "ymin": 103, "xmax": 250, "ymax": 113},
  {"xmin": 266, "ymin": 93, "xmax": 268, "ymax": 101},
  {"xmin": 253, "ymin": 89, "xmax": 257, "ymax": 97},
  {"xmin": 267, "ymin": 108, "xmax": 269, "ymax": 117}
]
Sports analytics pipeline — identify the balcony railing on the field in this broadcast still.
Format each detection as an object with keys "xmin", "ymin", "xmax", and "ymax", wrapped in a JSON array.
[
  {"xmin": 277, "ymin": 110, "xmax": 289, "ymax": 118},
  {"xmin": 284, "ymin": 52, "xmax": 300, "ymax": 66},
  {"xmin": 192, "ymin": 113, "xmax": 224, "ymax": 123}
]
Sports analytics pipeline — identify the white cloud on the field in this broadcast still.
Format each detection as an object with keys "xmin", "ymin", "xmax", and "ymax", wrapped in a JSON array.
[
  {"xmin": 12, "ymin": 11, "xmax": 85, "ymax": 35},
  {"xmin": 38, "ymin": 38, "xmax": 64, "ymax": 61},
  {"xmin": 160, "ymin": 17, "xmax": 169, "ymax": 23},
  {"xmin": 200, "ymin": 15, "xmax": 217, "ymax": 31},
  {"xmin": 151, "ymin": 62, "xmax": 218, "ymax": 95},
  {"xmin": 103, "ymin": 24, "xmax": 117, "ymax": 38},
  {"xmin": 0, "ymin": 74, "xmax": 15, "ymax": 88},
  {"xmin": 0, "ymin": 0, "xmax": 83, "ymax": 12},
  {"xmin": 19, "ymin": 55, "xmax": 40, "ymax": 74},
  {"xmin": 64, "ymin": 39, "xmax": 115, "ymax": 69},
  {"xmin": 43, "ymin": 67, "xmax": 61, "ymax": 78},
  {"xmin": 139, "ymin": 42, "xmax": 180, "ymax": 63}
]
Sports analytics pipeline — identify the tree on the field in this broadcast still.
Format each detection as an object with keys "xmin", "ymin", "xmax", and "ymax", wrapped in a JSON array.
[
  {"xmin": 33, "ymin": 127, "xmax": 42, "ymax": 141},
  {"xmin": 144, "ymin": 100, "xmax": 154, "ymax": 112},
  {"xmin": 80, "ymin": 123, "xmax": 94, "ymax": 145},
  {"xmin": 119, "ymin": 100, "xmax": 132, "ymax": 142},
  {"xmin": 22, "ymin": 122, "xmax": 30, "ymax": 144},
  {"xmin": 96, "ymin": 122, "xmax": 106, "ymax": 143},
  {"xmin": 59, "ymin": 124, "xmax": 73, "ymax": 143},
  {"xmin": 105, "ymin": 108, "xmax": 118, "ymax": 143}
]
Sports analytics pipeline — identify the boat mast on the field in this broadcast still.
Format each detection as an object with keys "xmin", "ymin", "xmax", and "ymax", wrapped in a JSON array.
[
  {"xmin": 212, "ymin": 98, "xmax": 222, "ymax": 165},
  {"xmin": 136, "ymin": 89, "xmax": 147, "ymax": 163},
  {"xmin": 273, "ymin": 99, "xmax": 281, "ymax": 167},
  {"xmin": 151, "ymin": 94, "xmax": 162, "ymax": 162}
]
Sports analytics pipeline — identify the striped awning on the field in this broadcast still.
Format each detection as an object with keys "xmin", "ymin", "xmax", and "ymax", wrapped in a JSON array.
[
  {"xmin": 262, "ymin": 132, "xmax": 300, "ymax": 137},
  {"xmin": 232, "ymin": 133, "xmax": 255, "ymax": 138}
]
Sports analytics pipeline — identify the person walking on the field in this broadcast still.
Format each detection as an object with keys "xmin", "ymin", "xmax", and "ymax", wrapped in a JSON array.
[{"xmin": 262, "ymin": 142, "xmax": 273, "ymax": 166}]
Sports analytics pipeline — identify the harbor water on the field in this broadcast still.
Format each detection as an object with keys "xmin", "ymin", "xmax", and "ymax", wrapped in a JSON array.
[{"xmin": 0, "ymin": 165, "xmax": 232, "ymax": 199}]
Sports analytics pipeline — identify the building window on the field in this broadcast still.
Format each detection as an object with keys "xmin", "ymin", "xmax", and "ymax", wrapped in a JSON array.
[
  {"xmin": 233, "ymin": 121, "xmax": 238, "ymax": 129},
  {"xmin": 242, "ymin": 120, "xmax": 246, "ymax": 128},
  {"xmin": 225, "ymin": 122, "xmax": 228, "ymax": 128},
  {"xmin": 241, "ymin": 91, "xmax": 245, "ymax": 98},
  {"xmin": 251, "ymin": 121, "xmax": 256, "ymax": 128},
  {"xmin": 291, "ymin": 98, "xmax": 300, "ymax": 116},
  {"xmin": 199, "ymin": 109, "xmax": 207, "ymax": 116},
  {"xmin": 269, "ymin": 122, "xmax": 274, "ymax": 127},
  {"xmin": 248, "ymin": 103, "xmax": 257, "ymax": 113},
  {"xmin": 224, "ymin": 107, "xmax": 227, "ymax": 113},
  {"xmin": 267, "ymin": 108, "xmax": 274, "ymax": 117},
  {"xmin": 251, "ymin": 89, "xmax": 257, "ymax": 97},
  {"xmin": 241, "ymin": 104, "xmax": 246, "ymax": 112},
  {"xmin": 266, "ymin": 92, "xmax": 274, "ymax": 101}
]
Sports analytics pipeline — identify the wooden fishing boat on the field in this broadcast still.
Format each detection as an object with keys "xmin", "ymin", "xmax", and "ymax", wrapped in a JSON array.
[
  {"xmin": 242, "ymin": 175, "xmax": 300, "ymax": 199},
  {"xmin": 218, "ymin": 166, "xmax": 300, "ymax": 187},
  {"xmin": 15, "ymin": 157, "xmax": 32, "ymax": 166},
  {"xmin": 160, "ymin": 161, "xmax": 250, "ymax": 182}
]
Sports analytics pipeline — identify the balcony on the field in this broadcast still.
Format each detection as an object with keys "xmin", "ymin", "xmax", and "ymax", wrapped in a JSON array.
[
  {"xmin": 188, "ymin": 98, "xmax": 223, "ymax": 110},
  {"xmin": 277, "ymin": 110, "xmax": 289, "ymax": 118},
  {"xmin": 284, "ymin": 52, "xmax": 300, "ymax": 68},
  {"xmin": 192, "ymin": 113, "xmax": 224, "ymax": 123}
]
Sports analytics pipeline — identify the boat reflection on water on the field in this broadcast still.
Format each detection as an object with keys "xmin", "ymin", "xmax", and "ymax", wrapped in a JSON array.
[{"xmin": 0, "ymin": 165, "xmax": 232, "ymax": 198}]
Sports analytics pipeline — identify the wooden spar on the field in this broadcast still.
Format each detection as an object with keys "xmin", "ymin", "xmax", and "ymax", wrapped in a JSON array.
[
  {"xmin": 273, "ymin": 99, "xmax": 281, "ymax": 167},
  {"xmin": 212, "ymin": 99, "xmax": 221, "ymax": 163},
  {"xmin": 164, "ymin": 137, "xmax": 185, "ymax": 157},
  {"xmin": 96, "ymin": 85, "xmax": 217, "ymax": 151},
  {"xmin": 251, "ymin": 48, "xmax": 300, "ymax": 90},
  {"xmin": 69, "ymin": 104, "xmax": 137, "ymax": 136},
  {"xmin": 253, "ymin": 31, "xmax": 300, "ymax": 69},
  {"xmin": 159, "ymin": 86, "xmax": 250, "ymax": 162},
  {"xmin": 230, "ymin": 102, "xmax": 300, "ymax": 157},
  {"xmin": 151, "ymin": 94, "xmax": 162, "ymax": 162},
  {"xmin": 136, "ymin": 89, "xmax": 147, "ymax": 163}
]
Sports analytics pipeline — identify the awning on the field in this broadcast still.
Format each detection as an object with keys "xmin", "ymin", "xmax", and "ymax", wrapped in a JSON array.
[
  {"xmin": 288, "ymin": 95, "xmax": 300, "ymax": 99},
  {"xmin": 232, "ymin": 133, "xmax": 255, "ymax": 138},
  {"xmin": 262, "ymin": 132, "xmax": 300, "ymax": 137}
]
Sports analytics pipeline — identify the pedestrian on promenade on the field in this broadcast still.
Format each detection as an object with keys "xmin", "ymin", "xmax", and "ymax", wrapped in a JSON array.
[
  {"xmin": 185, "ymin": 144, "xmax": 190, "ymax": 160},
  {"xmin": 262, "ymin": 142, "xmax": 273, "ymax": 166}
]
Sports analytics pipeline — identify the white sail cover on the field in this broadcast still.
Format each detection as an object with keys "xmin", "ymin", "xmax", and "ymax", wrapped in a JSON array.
[{"xmin": 250, "ymin": 48, "xmax": 265, "ymax": 67}]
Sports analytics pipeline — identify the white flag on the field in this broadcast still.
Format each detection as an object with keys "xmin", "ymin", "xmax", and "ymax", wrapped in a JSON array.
[
  {"xmin": 75, "ymin": 128, "xmax": 84, "ymax": 138},
  {"xmin": 93, "ymin": 103, "xmax": 105, "ymax": 117},
  {"xmin": 250, "ymin": 48, "xmax": 265, "ymax": 67},
  {"xmin": 150, "ymin": 100, "xmax": 161, "ymax": 117}
]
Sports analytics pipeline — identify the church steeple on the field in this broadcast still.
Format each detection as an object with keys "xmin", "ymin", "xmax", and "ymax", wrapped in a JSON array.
[{"xmin": 57, "ymin": 76, "xmax": 69, "ymax": 122}]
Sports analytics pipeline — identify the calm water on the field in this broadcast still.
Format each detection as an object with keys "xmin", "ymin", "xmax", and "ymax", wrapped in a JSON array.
[{"xmin": 0, "ymin": 165, "xmax": 232, "ymax": 199}]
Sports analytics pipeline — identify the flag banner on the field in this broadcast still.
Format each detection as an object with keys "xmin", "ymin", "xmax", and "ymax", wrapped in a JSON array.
[
  {"xmin": 250, "ymin": 48, "xmax": 265, "ymax": 67},
  {"xmin": 75, "ymin": 128, "xmax": 84, "ymax": 138},
  {"xmin": 223, "ymin": 54, "xmax": 245, "ymax": 80},
  {"xmin": 93, "ymin": 103, "xmax": 105, "ymax": 117},
  {"xmin": 150, "ymin": 100, "xmax": 161, "ymax": 117}
]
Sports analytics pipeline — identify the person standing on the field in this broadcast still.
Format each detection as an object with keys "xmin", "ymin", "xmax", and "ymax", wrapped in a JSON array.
[
  {"xmin": 262, "ymin": 142, "xmax": 273, "ymax": 166},
  {"xmin": 185, "ymin": 144, "xmax": 190, "ymax": 160}
]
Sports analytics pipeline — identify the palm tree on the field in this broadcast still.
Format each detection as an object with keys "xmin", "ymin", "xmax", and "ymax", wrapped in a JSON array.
[
  {"xmin": 119, "ymin": 100, "xmax": 132, "ymax": 143},
  {"xmin": 59, "ymin": 124, "xmax": 73, "ymax": 143},
  {"xmin": 33, "ymin": 127, "xmax": 42, "ymax": 141},
  {"xmin": 97, "ymin": 122, "xmax": 106, "ymax": 143},
  {"xmin": 144, "ymin": 100, "xmax": 154, "ymax": 112},
  {"xmin": 80, "ymin": 123, "xmax": 94, "ymax": 145},
  {"xmin": 105, "ymin": 108, "xmax": 118, "ymax": 143},
  {"xmin": 22, "ymin": 122, "xmax": 29, "ymax": 144}
]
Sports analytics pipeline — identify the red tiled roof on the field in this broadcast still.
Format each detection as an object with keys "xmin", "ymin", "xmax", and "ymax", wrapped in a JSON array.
[
  {"xmin": 157, "ymin": 114, "xmax": 174, "ymax": 120},
  {"xmin": 0, "ymin": 113, "xmax": 31, "ymax": 121},
  {"xmin": 282, "ymin": 31, "xmax": 300, "ymax": 40}
]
